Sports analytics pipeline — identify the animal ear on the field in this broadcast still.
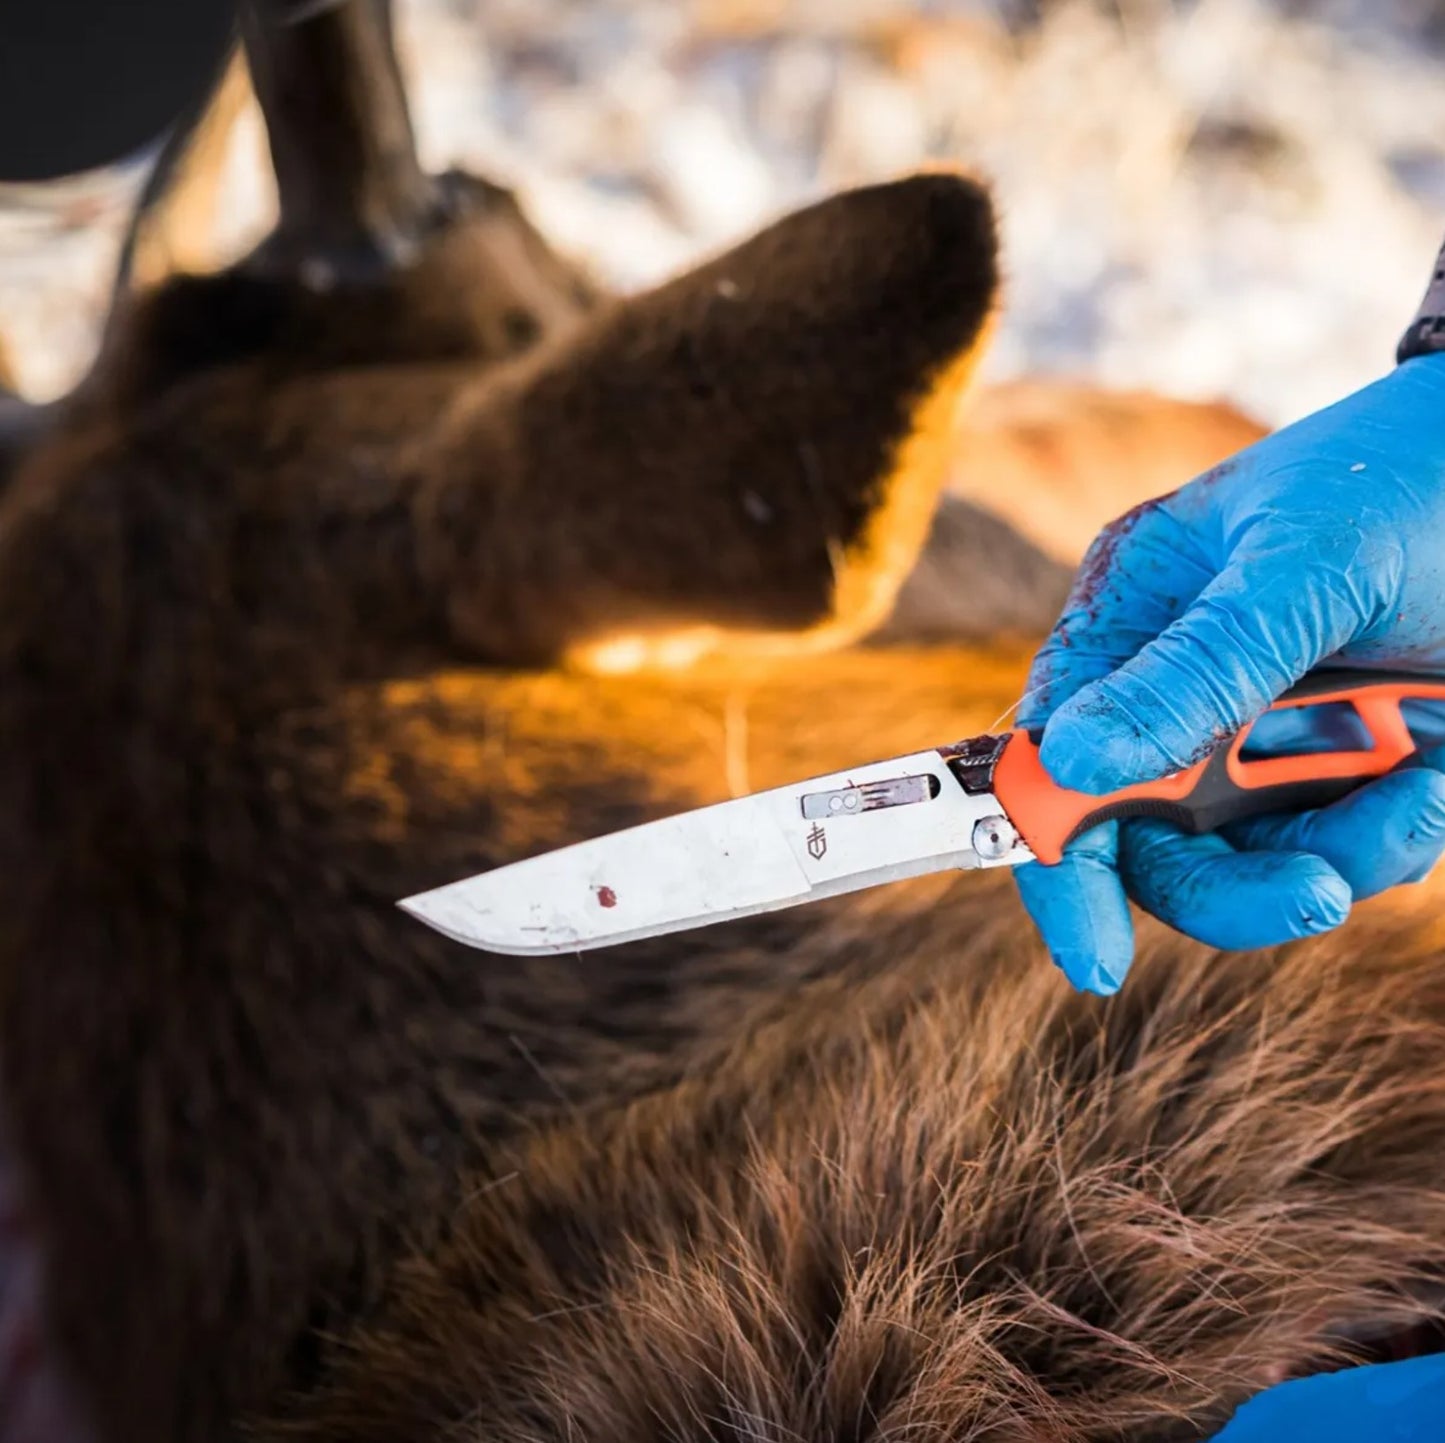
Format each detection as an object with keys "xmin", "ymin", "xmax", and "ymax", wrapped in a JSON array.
[
  {"xmin": 115, "ymin": 45, "xmax": 258, "ymax": 297},
  {"xmin": 426, "ymin": 171, "xmax": 999, "ymax": 667},
  {"xmin": 0, "ymin": 330, "xmax": 45, "ymax": 493}
]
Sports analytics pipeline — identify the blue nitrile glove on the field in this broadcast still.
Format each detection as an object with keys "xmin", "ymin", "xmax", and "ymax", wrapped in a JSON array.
[
  {"xmin": 1209, "ymin": 1355, "xmax": 1445, "ymax": 1442},
  {"xmin": 1015, "ymin": 353, "xmax": 1445, "ymax": 995}
]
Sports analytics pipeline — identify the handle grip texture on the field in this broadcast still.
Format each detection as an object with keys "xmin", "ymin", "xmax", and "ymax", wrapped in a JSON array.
[{"xmin": 989, "ymin": 669, "xmax": 1445, "ymax": 865}]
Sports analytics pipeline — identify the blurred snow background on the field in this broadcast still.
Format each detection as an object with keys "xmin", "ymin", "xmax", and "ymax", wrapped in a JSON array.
[{"xmin": 3, "ymin": 0, "xmax": 1445, "ymax": 426}]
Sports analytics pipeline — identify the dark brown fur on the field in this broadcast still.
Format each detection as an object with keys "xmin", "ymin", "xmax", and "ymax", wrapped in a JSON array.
[
  {"xmin": 1, "ymin": 6, "xmax": 1440, "ymax": 1443},
  {"xmin": 0, "ymin": 41, "xmax": 999, "ymax": 1439},
  {"xmin": 272, "ymin": 885, "xmax": 1445, "ymax": 1442}
]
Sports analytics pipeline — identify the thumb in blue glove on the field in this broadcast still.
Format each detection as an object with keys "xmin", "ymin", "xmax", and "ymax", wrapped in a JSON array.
[{"xmin": 1015, "ymin": 354, "xmax": 1445, "ymax": 995}]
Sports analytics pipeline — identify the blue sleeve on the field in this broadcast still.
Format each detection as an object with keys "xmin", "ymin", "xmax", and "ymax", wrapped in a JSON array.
[{"xmin": 1210, "ymin": 1355, "xmax": 1445, "ymax": 1443}]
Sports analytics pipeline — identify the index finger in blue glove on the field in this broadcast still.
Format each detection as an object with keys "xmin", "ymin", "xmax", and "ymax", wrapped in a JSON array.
[
  {"xmin": 1015, "ymin": 728, "xmax": 1445, "ymax": 988},
  {"xmin": 1223, "ymin": 761, "xmax": 1445, "ymax": 900},
  {"xmin": 1119, "ymin": 821, "xmax": 1350, "ymax": 952},
  {"xmin": 1086, "ymin": 759, "xmax": 1445, "ymax": 964},
  {"xmin": 1016, "ymin": 495, "xmax": 1212, "ymax": 733},
  {"xmin": 1038, "ymin": 515, "xmax": 1406, "ymax": 796}
]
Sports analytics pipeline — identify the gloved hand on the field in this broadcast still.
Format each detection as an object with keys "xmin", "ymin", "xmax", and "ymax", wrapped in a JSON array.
[
  {"xmin": 1208, "ymin": 1354, "xmax": 1445, "ymax": 1442},
  {"xmin": 1015, "ymin": 353, "xmax": 1445, "ymax": 995}
]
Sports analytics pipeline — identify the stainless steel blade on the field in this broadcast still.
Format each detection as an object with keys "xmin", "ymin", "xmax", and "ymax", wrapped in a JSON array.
[{"xmin": 398, "ymin": 748, "xmax": 1033, "ymax": 955}]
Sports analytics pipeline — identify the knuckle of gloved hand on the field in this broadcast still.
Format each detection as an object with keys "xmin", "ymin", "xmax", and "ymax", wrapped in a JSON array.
[
  {"xmin": 1070, "ymin": 496, "xmax": 1168, "ymax": 598},
  {"xmin": 1248, "ymin": 512, "xmax": 1403, "ymax": 636},
  {"xmin": 1344, "ymin": 529, "xmax": 1409, "ymax": 638}
]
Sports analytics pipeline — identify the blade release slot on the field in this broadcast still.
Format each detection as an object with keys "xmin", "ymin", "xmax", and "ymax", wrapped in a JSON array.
[{"xmin": 800, "ymin": 773, "xmax": 940, "ymax": 820}]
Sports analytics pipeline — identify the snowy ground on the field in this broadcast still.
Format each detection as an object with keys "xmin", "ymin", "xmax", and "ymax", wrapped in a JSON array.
[{"xmin": 3, "ymin": 0, "xmax": 1445, "ymax": 427}]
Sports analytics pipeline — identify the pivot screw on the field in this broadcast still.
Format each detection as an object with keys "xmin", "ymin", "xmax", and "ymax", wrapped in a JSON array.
[{"xmin": 972, "ymin": 814, "xmax": 1019, "ymax": 862}]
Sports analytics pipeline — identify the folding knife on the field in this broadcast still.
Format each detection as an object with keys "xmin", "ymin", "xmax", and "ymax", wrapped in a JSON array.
[{"xmin": 399, "ymin": 669, "xmax": 1445, "ymax": 956}]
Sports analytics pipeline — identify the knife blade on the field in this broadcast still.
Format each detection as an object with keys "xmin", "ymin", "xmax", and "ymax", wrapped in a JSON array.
[
  {"xmin": 400, "ymin": 668, "xmax": 1445, "ymax": 956},
  {"xmin": 399, "ymin": 748, "xmax": 1011, "ymax": 954}
]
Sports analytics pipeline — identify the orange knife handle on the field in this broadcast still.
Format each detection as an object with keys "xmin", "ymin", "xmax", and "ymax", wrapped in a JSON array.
[{"xmin": 986, "ymin": 669, "xmax": 1445, "ymax": 866}]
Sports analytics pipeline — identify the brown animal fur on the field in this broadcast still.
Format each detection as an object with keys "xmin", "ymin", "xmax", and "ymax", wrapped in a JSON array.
[
  {"xmin": 0, "ymin": 9, "xmax": 999, "ymax": 1432},
  {"xmin": 1, "ymin": 5, "xmax": 1440, "ymax": 1443},
  {"xmin": 271, "ymin": 874, "xmax": 1445, "ymax": 1442}
]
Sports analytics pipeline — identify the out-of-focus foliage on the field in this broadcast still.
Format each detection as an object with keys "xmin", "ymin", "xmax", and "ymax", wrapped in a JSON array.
[{"xmin": 2, "ymin": 0, "xmax": 1444, "ymax": 424}]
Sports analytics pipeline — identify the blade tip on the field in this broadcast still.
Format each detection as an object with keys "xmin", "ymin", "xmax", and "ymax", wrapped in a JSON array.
[{"xmin": 395, "ymin": 891, "xmax": 565, "ymax": 957}]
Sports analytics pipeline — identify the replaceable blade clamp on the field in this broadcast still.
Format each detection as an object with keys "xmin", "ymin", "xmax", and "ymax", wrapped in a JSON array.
[{"xmin": 937, "ymin": 732, "xmax": 1011, "ymax": 797}]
